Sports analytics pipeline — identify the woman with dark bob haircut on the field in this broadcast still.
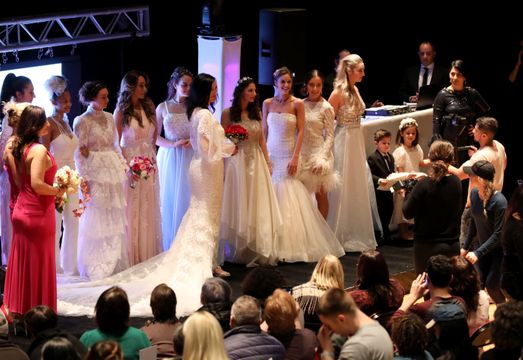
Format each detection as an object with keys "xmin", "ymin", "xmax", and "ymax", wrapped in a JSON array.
[{"xmin": 80, "ymin": 286, "xmax": 151, "ymax": 360}]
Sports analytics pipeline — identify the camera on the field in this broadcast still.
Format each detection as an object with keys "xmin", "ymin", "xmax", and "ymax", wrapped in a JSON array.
[{"xmin": 392, "ymin": 178, "xmax": 418, "ymax": 193}]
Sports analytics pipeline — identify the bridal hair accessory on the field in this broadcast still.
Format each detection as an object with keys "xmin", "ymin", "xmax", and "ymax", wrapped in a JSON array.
[
  {"xmin": 237, "ymin": 76, "xmax": 254, "ymax": 85},
  {"xmin": 1, "ymin": 100, "xmax": 30, "ymax": 118},
  {"xmin": 44, "ymin": 75, "xmax": 68, "ymax": 100},
  {"xmin": 399, "ymin": 117, "xmax": 418, "ymax": 131}
]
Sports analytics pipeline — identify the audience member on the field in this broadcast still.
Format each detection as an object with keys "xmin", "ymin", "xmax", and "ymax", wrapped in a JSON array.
[
  {"xmin": 501, "ymin": 184, "xmax": 523, "ymax": 300},
  {"xmin": 25, "ymin": 305, "xmax": 86, "ymax": 360},
  {"xmin": 399, "ymin": 41, "xmax": 448, "ymax": 103},
  {"xmin": 197, "ymin": 278, "xmax": 232, "ymax": 333},
  {"xmin": 183, "ymin": 311, "xmax": 228, "ymax": 360},
  {"xmin": 481, "ymin": 300, "xmax": 523, "ymax": 360},
  {"xmin": 41, "ymin": 337, "xmax": 81, "ymax": 360},
  {"xmin": 317, "ymin": 288, "xmax": 393, "ymax": 360},
  {"xmin": 265, "ymin": 289, "xmax": 318, "ymax": 360},
  {"xmin": 80, "ymin": 286, "xmax": 151, "ymax": 360},
  {"xmin": 84, "ymin": 340, "xmax": 124, "ymax": 360},
  {"xmin": 461, "ymin": 160, "xmax": 507, "ymax": 304},
  {"xmin": 292, "ymin": 255, "xmax": 344, "ymax": 332},
  {"xmin": 403, "ymin": 141, "xmax": 462, "ymax": 274},
  {"xmin": 348, "ymin": 250, "xmax": 404, "ymax": 316},
  {"xmin": 429, "ymin": 303, "xmax": 477, "ymax": 359},
  {"xmin": 0, "ymin": 309, "xmax": 29, "ymax": 359},
  {"xmin": 449, "ymin": 256, "xmax": 490, "ymax": 335},
  {"xmin": 367, "ymin": 129, "xmax": 395, "ymax": 244},
  {"xmin": 172, "ymin": 324, "xmax": 184, "ymax": 360},
  {"xmin": 223, "ymin": 295, "xmax": 285, "ymax": 360},
  {"xmin": 141, "ymin": 284, "xmax": 180, "ymax": 358},
  {"xmin": 392, "ymin": 255, "xmax": 466, "ymax": 324},
  {"xmin": 390, "ymin": 314, "xmax": 433, "ymax": 360},
  {"xmin": 242, "ymin": 266, "xmax": 286, "ymax": 305}
]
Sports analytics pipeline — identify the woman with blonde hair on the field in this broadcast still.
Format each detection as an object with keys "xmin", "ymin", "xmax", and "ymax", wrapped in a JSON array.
[
  {"xmin": 291, "ymin": 254, "xmax": 344, "ymax": 331},
  {"xmin": 461, "ymin": 160, "xmax": 507, "ymax": 304},
  {"xmin": 182, "ymin": 311, "xmax": 228, "ymax": 360}
]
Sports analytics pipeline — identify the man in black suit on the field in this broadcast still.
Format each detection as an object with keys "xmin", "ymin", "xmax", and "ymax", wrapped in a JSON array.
[
  {"xmin": 399, "ymin": 41, "xmax": 449, "ymax": 103},
  {"xmin": 367, "ymin": 129, "xmax": 395, "ymax": 244}
]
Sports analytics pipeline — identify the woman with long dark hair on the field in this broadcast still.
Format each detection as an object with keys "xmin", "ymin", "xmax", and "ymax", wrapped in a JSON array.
[
  {"xmin": 3, "ymin": 105, "xmax": 65, "ymax": 315},
  {"xmin": 348, "ymin": 250, "xmax": 404, "ymax": 315},
  {"xmin": 220, "ymin": 76, "xmax": 282, "ymax": 265},
  {"xmin": 155, "ymin": 67, "xmax": 193, "ymax": 251},
  {"xmin": 114, "ymin": 70, "xmax": 162, "ymax": 265}
]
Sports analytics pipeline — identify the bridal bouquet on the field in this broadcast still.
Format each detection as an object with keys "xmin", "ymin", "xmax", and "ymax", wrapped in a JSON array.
[
  {"xmin": 129, "ymin": 155, "xmax": 156, "ymax": 189},
  {"xmin": 224, "ymin": 124, "xmax": 249, "ymax": 144},
  {"xmin": 54, "ymin": 166, "xmax": 82, "ymax": 213}
]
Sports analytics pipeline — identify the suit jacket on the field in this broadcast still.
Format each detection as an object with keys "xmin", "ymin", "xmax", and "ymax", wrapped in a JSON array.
[
  {"xmin": 367, "ymin": 150, "xmax": 395, "ymax": 189},
  {"xmin": 399, "ymin": 64, "xmax": 448, "ymax": 102}
]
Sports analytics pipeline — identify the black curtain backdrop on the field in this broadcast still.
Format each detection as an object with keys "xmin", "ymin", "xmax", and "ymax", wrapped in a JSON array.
[{"xmin": 5, "ymin": 0, "xmax": 522, "ymax": 194}]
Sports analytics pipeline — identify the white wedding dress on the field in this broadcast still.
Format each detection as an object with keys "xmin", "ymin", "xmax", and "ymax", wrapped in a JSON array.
[
  {"xmin": 267, "ymin": 112, "xmax": 344, "ymax": 262},
  {"xmin": 58, "ymin": 108, "xmax": 234, "ymax": 317}
]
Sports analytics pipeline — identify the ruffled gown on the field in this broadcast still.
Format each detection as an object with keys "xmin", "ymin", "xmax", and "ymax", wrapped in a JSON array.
[
  {"xmin": 73, "ymin": 106, "xmax": 129, "ymax": 280},
  {"xmin": 299, "ymin": 98, "xmax": 339, "ymax": 193},
  {"xmin": 267, "ymin": 112, "xmax": 344, "ymax": 262},
  {"xmin": 220, "ymin": 117, "xmax": 283, "ymax": 264},
  {"xmin": 121, "ymin": 112, "xmax": 162, "ymax": 265},
  {"xmin": 327, "ymin": 89, "xmax": 377, "ymax": 251},
  {"xmin": 49, "ymin": 119, "xmax": 80, "ymax": 275},
  {"xmin": 57, "ymin": 108, "xmax": 235, "ymax": 317},
  {"xmin": 156, "ymin": 105, "xmax": 192, "ymax": 251}
]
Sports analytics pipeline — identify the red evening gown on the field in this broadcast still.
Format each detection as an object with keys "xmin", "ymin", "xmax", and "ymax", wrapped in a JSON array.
[{"xmin": 4, "ymin": 143, "xmax": 58, "ymax": 314}]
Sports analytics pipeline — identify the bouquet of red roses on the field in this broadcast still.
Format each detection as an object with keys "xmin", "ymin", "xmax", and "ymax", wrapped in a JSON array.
[
  {"xmin": 129, "ymin": 155, "xmax": 156, "ymax": 189},
  {"xmin": 224, "ymin": 124, "xmax": 249, "ymax": 144}
]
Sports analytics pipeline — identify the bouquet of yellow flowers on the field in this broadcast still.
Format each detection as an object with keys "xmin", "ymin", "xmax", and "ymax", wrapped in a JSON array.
[{"xmin": 54, "ymin": 166, "xmax": 82, "ymax": 213}]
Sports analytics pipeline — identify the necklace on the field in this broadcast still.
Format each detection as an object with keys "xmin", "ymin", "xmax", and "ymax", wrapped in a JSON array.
[
  {"xmin": 50, "ymin": 115, "xmax": 73, "ymax": 138},
  {"xmin": 274, "ymin": 95, "xmax": 290, "ymax": 104},
  {"xmin": 171, "ymin": 97, "xmax": 186, "ymax": 105}
]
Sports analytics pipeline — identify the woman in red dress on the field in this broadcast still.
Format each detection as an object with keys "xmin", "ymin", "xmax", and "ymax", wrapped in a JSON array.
[{"xmin": 3, "ymin": 105, "xmax": 65, "ymax": 315}]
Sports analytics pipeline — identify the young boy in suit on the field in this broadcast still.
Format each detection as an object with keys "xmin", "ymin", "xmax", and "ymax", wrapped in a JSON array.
[{"xmin": 367, "ymin": 129, "xmax": 395, "ymax": 244}]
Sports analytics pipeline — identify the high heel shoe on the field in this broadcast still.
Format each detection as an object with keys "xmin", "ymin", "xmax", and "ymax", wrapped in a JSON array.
[{"xmin": 213, "ymin": 266, "xmax": 231, "ymax": 278}]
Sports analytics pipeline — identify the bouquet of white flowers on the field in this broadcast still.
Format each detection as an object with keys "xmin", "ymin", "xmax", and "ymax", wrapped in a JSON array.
[{"xmin": 54, "ymin": 166, "xmax": 82, "ymax": 213}]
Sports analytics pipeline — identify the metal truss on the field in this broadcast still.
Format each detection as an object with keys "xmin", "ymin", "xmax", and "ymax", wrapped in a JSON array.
[{"xmin": 0, "ymin": 6, "xmax": 150, "ymax": 54}]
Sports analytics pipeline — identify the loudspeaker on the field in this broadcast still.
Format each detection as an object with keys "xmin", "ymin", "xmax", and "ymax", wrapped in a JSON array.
[{"xmin": 258, "ymin": 8, "xmax": 306, "ymax": 85}]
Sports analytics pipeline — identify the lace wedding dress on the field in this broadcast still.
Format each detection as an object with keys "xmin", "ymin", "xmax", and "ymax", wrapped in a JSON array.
[
  {"xmin": 58, "ymin": 108, "xmax": 234, "ymax": 317},
  {"xmin": 0, "ymin": 117, "xmax": 13, "ymax": 265}
]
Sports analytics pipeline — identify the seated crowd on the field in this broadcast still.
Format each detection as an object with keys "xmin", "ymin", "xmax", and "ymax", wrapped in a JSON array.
[{"xmin": 2, "ymin": 252, "xmax": 523, "ymax": 360}]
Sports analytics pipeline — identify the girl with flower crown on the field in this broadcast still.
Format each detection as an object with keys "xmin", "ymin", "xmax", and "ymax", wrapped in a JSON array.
[
  {"xmin": 114, "ymin": 70, "xmax": 162, "ymax": 265},
  {"xmin": 220, "ymin": 76, "xmax": 283, "ymax": 266},
  {"xmin": 391, "ymin": 118, "xmax": 428, "ymax": 240},
  {"xmin": 41, "ymin": 75, "xmax": 80, "ymax": 275}
]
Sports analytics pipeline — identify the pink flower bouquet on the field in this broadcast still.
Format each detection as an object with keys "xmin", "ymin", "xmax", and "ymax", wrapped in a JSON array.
[{"xmin": 129, "ymin": 155, "xmax": 156, "ymax": 189}]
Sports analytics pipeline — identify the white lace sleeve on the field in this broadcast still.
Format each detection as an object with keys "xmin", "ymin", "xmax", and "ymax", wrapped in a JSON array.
[
  {"xmin": 195, "ymin": 109, "xmax": 235, "ymax": 162},
  {"xmin": 73, "ymin": 115, "xmax": 91, "ymax": 180},
  {"xmin": 320, "ymin": 104, "xmax": 335, "ymax": 159}
]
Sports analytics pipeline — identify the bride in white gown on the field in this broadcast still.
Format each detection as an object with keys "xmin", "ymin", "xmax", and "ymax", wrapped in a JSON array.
[
  {"xmin": 57, "ymin": 74, "xmax": 235, "ymax": 317},
  {"xmin": 263, "ymin": 67, "xmax": 344, "ymax": 262}
]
